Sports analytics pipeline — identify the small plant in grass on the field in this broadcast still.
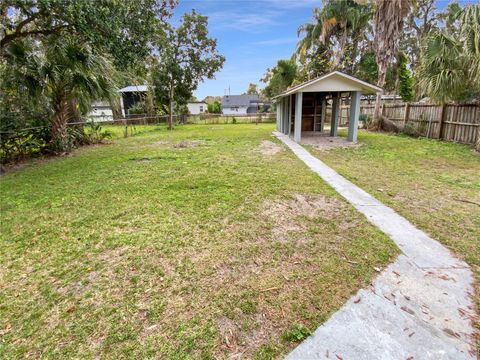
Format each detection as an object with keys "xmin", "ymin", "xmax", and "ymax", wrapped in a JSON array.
[
  {"xmin": 254, "ymin": 344, "xmax": 278, "ymax": 360},
  {"xmin": 359, "ymin": 114, "xmax": 372, "ymax": 129},
  {"xmin": 239, "ymin": 299, "xmax": 257, "ymax": 314},
  {"xmin": 282, "ymin": 323, "xmax": 311, "ymax": 342},
  {"xmin": 232, "ymin": 117, "xmax": 237, "ymax": 124}
]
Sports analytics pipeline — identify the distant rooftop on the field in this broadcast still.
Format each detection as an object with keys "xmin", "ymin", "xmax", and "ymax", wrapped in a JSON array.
[
  {"xmin": 221, "ymin": 94, "xmax": 259, "ymax": 107},
  {"xmin": 119, "ymin": 85, "xmax": 148, "ymax": 93}
]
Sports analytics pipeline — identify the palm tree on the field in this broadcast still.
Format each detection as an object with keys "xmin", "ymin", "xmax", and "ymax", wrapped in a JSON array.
[
  {"xmin": 296, "ymin": 0, "xmax": 372, "ymax": 72},
  {"xmin": 417, "ymin": 5, "xmax": 480, "ymax": 103},
  {"xmin": 416, "ymin": 4, "xmax": 480, "ymax": 151},
  {"xmin": 296, "ymin": 8, "xmax": 324, "ymax": 65},
  {"xmin": 6, "ymin": 38, "xmax": 117, "ymax": 151},
  {"xmin": 261, "ymin": 59, "xmax": 297, "ymax": 98},
  {"xmin": 372, "ymin": 0, "xmax": 412, "ymax": 125}
]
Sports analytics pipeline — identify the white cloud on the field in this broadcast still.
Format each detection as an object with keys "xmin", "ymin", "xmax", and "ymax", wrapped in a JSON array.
[
  {"xmin": 254, "ymin": 36, "xmax": 298, "ymax": 46},
  {"xmin": 263, "ymin": 0, "xmax": 319, "ymax": 9},
  {"xmin": 207, "ymin": 9, "xmax": 282, "ymax": 32}
]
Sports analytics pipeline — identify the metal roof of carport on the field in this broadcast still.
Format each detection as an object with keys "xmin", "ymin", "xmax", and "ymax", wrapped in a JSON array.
[{"xmin": 273, "ymin": 71, "xmax": 382, "ymax": 99}]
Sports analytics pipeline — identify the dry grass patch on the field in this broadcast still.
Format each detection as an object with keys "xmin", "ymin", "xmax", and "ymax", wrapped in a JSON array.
[
  {"xmin": 258, "ymin": 140, "xmax": 283, "ymax": 156},
  {"xmin": 301, "ymin": 135, "xmax": 363, "ymax": 151},
  {"xmin": 263, "ymin": 194, "xmax": 346, "ymax": 242},
  {"xmin": 173, "ymin": 140, "xmax": 206, "ymax": 148},
  {"xmin": 0, "ymin": 124, "xmax": 397, "ymax": 359}
]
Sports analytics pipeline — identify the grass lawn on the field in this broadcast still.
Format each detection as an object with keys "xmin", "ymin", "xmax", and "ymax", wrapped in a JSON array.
[
  {"xmin": 0, "ymin": 124, "xmax": 397, "ymax": 359},
  {"xmin": 309, "ymin": 129, "xmax": 480, "ymax": 341}
]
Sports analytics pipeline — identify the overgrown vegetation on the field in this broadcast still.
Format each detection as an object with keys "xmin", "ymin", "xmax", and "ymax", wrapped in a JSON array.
[
  {"xmin": 0, "ymin": 1, "xmax": 224, "ymax": 159},
  {"xmin": 0, "ymin": 120, "xmax": 113, "ymax": 164},
  {"xmin": 0, "ymin": 124, "xmax": 397, "ymax": 358},
  {"xmin": 417, "ymin": 4, "xmax": 480, "ymax": 103},
  {"xmin": 261, "ymin": 1, "xmax": 480, "ymax": 111}
]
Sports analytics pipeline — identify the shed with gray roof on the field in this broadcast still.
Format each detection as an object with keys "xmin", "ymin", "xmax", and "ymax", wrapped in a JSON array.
[{"xmin": 274, "ymin": 71, "xmax": 381, "ymax": 143}]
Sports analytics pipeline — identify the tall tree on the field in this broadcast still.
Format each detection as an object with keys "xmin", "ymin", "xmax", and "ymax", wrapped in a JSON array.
[
  {"xmin": 3, "ymin": 37, "xmax": 117, "ymax": 151},
  {"xmin": 373, "ymin": 0, "xmax": 412, "ymax": 124},
  {"xmin": 417, "ymin": 4, "xmax": 480, "ymax": 104},
  {"xmin": 0, "ymin": 0, "xmax": 176, "ymax": 69},
  {"xmin": 151, "ymin": 11, "xmax": 225, "ymax": 130},
  {"xmin": 296, "ymin": 0, "xmax": 372, "ymax": 74},
  {"xmin": 397, "ymin": 52, "xmax": 414, "ymax": 102},
  {"xmin": 402, "ymin": 0, "xmax": 441, "ymax": 73},
  {"xmin": 261, "ymin": 59, "xmax": 297, "ymax": 99}
]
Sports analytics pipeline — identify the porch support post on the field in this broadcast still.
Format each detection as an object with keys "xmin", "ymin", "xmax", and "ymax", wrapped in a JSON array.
[
  {"xmin": 276, "ymin": 100, "xmax": 282, "ymax": 132},
  {"xmin": 320, "ymin": 97, "xmax": 326, "ymax": 133},
  {"xmin": 330, "ymin": 93, "xmax": 340, "ymax": 137},
  {"xmin": 283, "ymin": 97, "xmax": 289, "ymax": 134},
  {"xmin": 294, "ymin": 92, "xmax": 303, "ymax": 142},
  {"xmin": 288, "ymin": 95, "xmax": 293, "ymax": 135},
  {"xmin": 348, "ymin": 91, "xmax": 361, "ymax": 142}
]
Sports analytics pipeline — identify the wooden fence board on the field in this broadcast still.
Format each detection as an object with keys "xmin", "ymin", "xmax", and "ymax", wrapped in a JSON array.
[
  {"xmin": 361, "ymin": 102, "xmax": 480, "ymax": 145},
  {"xmin": 324, "ymin": 102, "xmax": 479, "ymax": 145}
]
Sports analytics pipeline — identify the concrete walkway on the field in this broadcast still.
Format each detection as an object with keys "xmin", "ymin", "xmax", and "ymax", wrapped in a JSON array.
[{"xmin": 274, "ymin": 132, "xmax": 477, "ymax": 360}]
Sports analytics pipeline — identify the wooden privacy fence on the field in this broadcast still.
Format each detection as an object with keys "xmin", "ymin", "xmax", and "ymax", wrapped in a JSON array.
[{"xmin": 331, "ymin": 102, "xmax": 480, "ymax": 145}]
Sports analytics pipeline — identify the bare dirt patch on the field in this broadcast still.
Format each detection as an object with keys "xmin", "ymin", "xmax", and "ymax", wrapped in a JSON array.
[
  {"xmin": 302, "ymin": 136, "xmax": 363, "ymax": 151},
  {"xmin": 173, "ymin": 140, "xmax": 206, "ymax": 148},
  {"xmin": 263, "ymin": 194, "xmax": 346, "ymax": 241},
  {"xmin": 258, "ymin": 140, "xmax": 283, "ymax": 156}
]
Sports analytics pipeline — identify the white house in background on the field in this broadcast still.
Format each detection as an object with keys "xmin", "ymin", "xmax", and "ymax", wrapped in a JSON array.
[
  {"xmin": 221, "ymin": 94, "xmax": 259, "ymax": 115},
  {"xmin": 87, "ymin": 101, "xmax": 113, "ymax": 121},
  {"xmin": 187, "ymin": 101, "xmax": 207, "ymax": 114}
]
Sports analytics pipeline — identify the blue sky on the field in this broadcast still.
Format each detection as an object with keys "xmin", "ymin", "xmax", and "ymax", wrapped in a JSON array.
[
  {"xmin": 173, "ymin": 0, "xmax": 468, "ymax": 100},
  {"xmin": 174, "ymin": 0, "xmax": 319, "ymax": 100}
]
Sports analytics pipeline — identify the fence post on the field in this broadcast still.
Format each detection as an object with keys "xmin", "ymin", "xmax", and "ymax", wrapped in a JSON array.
[
  {"xmin": 438, "ymin": 104, "xmax": 447, "ymax": 140},
  {"xmin": 403, "ymin": 103, "xmax": 410, "ymax": 129}
]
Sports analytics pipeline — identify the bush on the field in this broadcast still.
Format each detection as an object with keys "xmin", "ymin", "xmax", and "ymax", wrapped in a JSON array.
[
  {"xmin": 403, "ymin": 115, "xmax": 427, "ymax": 137},
  {"xmin": 0, "ymin": 119, "xmax": 112, "ymax": 163},
  {"xmin": 127, "ymin": 102, "xmax": 147, "ymax": 115}
]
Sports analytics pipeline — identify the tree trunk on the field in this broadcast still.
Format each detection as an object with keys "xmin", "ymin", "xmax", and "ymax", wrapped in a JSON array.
[
  {"xmin": 67, "ymin": 98, "xmax": 81, "ymax": 123},
  {"xmin": 110, "ymin": 96, "xmax": 123, "ymax": 120},
  {"xmin": 372, "ymin": 63, "xmax": 387, "ymax": 129},
  {"xmin": 168, "ymin": 86, "xmax": 174, "ymax": 130},
  {"xmin": 51, "ymin": 93, "xmax": 70, "ymax": 151}
]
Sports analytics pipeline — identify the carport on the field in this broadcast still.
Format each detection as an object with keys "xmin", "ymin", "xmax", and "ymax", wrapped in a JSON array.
[{"xmin": 274, "ymin": 71, "xmax": 381, "ymax": 142}]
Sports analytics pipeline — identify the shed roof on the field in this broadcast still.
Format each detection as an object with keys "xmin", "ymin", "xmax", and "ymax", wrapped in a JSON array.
[
  {"xmin": 274, "ymin": 71, "xmax": 381, "ymax": 99},
  {"xmin": 221, "ymin": 94, "xmax": 259, "ymax": 107},
  {"xmin": 119, "ymin": 85, "xmax": 148, "ymax": 93}
]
